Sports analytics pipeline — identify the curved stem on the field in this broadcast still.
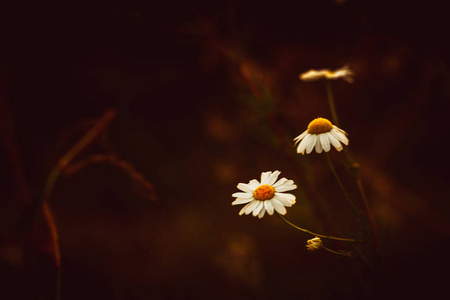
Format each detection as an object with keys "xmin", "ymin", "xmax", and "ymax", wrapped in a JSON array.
[
  {"xmin": 16, "ymin": 109, "xmax": 116, "ymax": 300},
  {"xmin": 43, "ymin": 202, "xmax": 61, "ymax": 300},
  {"xmin": 275, "ymin": 212, "xmax": 364, "ymax": 242},
  {"xmin": 322, "ymin": 244, "xmax": 352, "ymax": 257},
  {"xmin": 324, "ymin": 80, "xmax": 381, "ymax": 264},
  {"xmin": 17, "ymin": 109, "xmax": 116, "ymax": 232},
  {"xmin": 325, "ymin": 80, "xmax": 339, "ymax": 127},
  {"xmin": 324, "ymin": 152, "xmax": 362, "ymax": 225}
]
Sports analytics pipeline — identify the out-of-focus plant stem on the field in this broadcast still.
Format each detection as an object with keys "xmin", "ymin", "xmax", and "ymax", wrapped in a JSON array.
[
  {"xmin": 322, "ymin": 244, "xmax": 352, "ymax": 257},
  {"xmin": 18, "ymin": 109, "xmax": 116, "ymax": 231},
  {"xmin": 42, "ymin": 202, "xmax": 61, "ymax": 300},
  {"xmin": 62, "ymin": 154, "xmax": 157, "ymax": 203},
  {"xmin": 18, "ymin": 109, "xmax": 116, "ymax": 300},
  {"xmin": 326, "ymin": 80, "xmax": 340, "ymax": 127},
  {"xmin": 324, "ymin": 152, "xmax": 362, "ymax": 227},
  {"xmin": 276, "ymin": 212, "xmax": 365, "ymax": 242},
  {"xmin": 324, "ymin": 81, "xmax": 381, "ymax": 259}
]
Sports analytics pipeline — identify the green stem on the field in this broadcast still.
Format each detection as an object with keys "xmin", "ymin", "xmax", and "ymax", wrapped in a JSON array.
[
  {"xmin": 324, "ymin": 152, "xmax": 363, "ymax": 227},
  {"xmin": 322, "ymin": 244, "xmax": 352, "ymax": 257},
  {"xmin": 275, "ymin": 212, "xmax": 364, "ymax": 242},
  {"xmin": 324, "ymin": 80, "xmax": 381, "ymax": 265},
  {"xmin": 326, "ymin": 80, "xmax": 339, "ymax": 127}
]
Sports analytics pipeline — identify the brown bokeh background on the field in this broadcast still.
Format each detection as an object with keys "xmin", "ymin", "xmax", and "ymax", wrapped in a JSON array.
[{"xmin": 1, "ymin": 1, "xmax": 450, "ymax": 299}]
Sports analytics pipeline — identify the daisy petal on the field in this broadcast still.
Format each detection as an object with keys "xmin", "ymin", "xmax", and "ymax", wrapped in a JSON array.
[
  {"xmin": 274, "ymin": 181, "xmax": 297, "ymax": 192},
  {"xmin": 261, "ymin": 172, "xmax": 271, "ymax": 185},
  {"xmin": 297, "ymin": 134, "xmax": 311, "ymax": 154},
  {"xmin": 271, "ymin": 199, "xmax": 287, "ymax": 215},
  {"xmin": 284, "ymin": 180, "xmax": 295, "ymax": 185},
  {"xmin": 327, "ymin": 132, "xmax": 343, "ymax": 151},
  {"xmin": 252, "ymin": 201, "xmax": 264, "ymax": 217},
  {"xmin": 239, "ymin": 202, "xmax": 254, "ymax": 215},
  {"xmin": 258, "ymin": 207, "xmax": 266, "ymax": 219},
  {"xmin": 275, "ymin": 192, "xmax": 296, "ymax": 202},
  {"xmin": 273, "ymin": 177, "xmax": 288, "ymax": 188},
  {"xmin": 237, "ymin": 183, "xmax": 254, "ymax": 193},
  {"xmin": 232, "ymin": 197, "xmax": 254, "ymax": 205},
  {"xmin": 245, "ymin": 200, "xmax": 259, "ymax": 215},
  {"xmin": 248, "ymin": 179, "xmax": 260, "ymax": 189},
  {"xmin": 293, "ymin": 130, "xmax": 308, "ymax": 144},
  {"xmin": 335, "ymin": 126, "xmax": 348, "ymax": 135},
  {"xmin": 232, "ymin": 192, "xmax": 252, "ymax": 198},
  {"xmin": 320, "ymin": 134, "xmax": 330, "ymax": 152},
  {"xmin": 306, "ymin": 134, "xmax": 317, "ymax": 154},
  {"xmin": 331, "ymin": 127, "xmax": 349, "ymax": 145},
  {"xmin": 267, "ymin": 170, "xmax": 281, "ymax": 186},
  {"xmin": 315, "ymin": 139, "xmax": 323, "ymax": 153},
  {"xmin": 274, "ymin": 194, "xmax": 294, "ymax": 207},
  {"xmin": 264, "ymin": 200, "xmax": 274, "ymax": 215}
]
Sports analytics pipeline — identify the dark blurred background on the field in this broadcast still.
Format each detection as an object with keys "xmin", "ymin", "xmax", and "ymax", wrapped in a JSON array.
[{"xmin": 1, "ymin": 1, "xmax": 450, "ymax": 299}]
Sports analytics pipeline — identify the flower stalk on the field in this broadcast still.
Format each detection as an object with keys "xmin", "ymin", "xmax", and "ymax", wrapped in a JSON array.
[
  {"xmin": 324, "ymin": 152, "xmax": 362, "ymax": 225},
  {"xmin": 322, "ymin": 244, "xmax": 352, "ymax": 257},
  {"xmin": 326, "ymin": 80, "xmax": 340, "ymax": 127},
  {"xmin": 275, "ymin": 212, "xmax": 364, "ymax": 242},
  {"xmin": 324, "ymin": 79, "xmax": 381, "ymax": 262}
]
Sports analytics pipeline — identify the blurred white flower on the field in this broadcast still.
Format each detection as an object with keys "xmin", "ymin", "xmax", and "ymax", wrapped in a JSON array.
[
  {"xmin": 299, "ymin": 66, "xmax": 354, "ymax": 83},
  {"xmin": 232, "ymin": 171, "xmax": 297, "ymax": 219},
  {"xmin": 294, "ymin": 117, "xmax": 349, "ymax": 154},
  {"xmin": 306, "ymin": 237, "xmax": 323, "ymax": 251}
]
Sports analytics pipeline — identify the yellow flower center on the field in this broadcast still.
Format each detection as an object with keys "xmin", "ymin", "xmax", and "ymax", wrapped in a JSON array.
[
  {"xmin": 307, "ymin": 118, "xmax": 333, "ymax": 134},
  {"xmin": 253, "ymin": 184, "xmax": 275, "ymax": 200}
]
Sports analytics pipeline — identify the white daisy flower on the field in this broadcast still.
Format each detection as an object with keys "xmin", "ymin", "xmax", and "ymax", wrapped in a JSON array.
[
  {"xmin": 299, "ymin": 65, "xmax": 354, "ymax": 83},
  {"xmin": 231, "ymin": 171, "xmax": 297, "ymax": 219},
  {"xmin": 294, "ymin": 117, "xmax": 349, "ymax": 154},
  {"xmin": 306, "ymin": 237, "xmax": 323, "ymax": 251}
]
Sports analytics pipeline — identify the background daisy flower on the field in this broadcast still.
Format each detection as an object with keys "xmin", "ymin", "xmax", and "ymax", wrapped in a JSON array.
[
  {"xmin": 299, "ymin": 65, "xmax": 354, "ymax": 83},
  {"xmin": 294, "ymin": 117, "xmax": 349, "ymax": 154},
  {"xmin": 231, "ymin": 171, "xmax": 297, "ymax": 218}
]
